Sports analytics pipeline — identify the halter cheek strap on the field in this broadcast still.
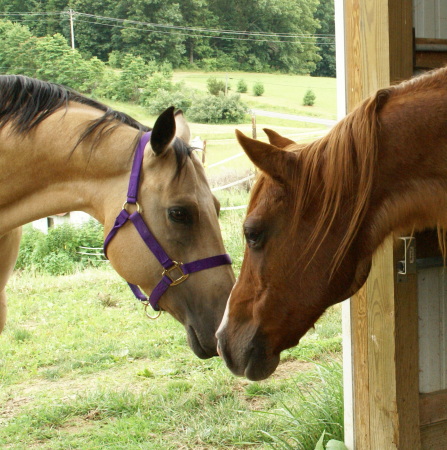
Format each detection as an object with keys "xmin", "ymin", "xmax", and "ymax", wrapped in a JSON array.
[{"xmin": 103, "ymin": 132, "xmax": 232, "ymax": 312}]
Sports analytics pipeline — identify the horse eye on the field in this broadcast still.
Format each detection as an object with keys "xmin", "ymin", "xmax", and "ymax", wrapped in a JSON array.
[
  {"xmin": 244, "ymin": 228, "xmax": 263, "ymax": 248},
  {"xmin": 168, "ymin": 207, "xmax": 191, "ymax": 224}
]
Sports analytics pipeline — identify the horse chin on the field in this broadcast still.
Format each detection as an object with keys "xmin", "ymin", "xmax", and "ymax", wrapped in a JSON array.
[
  {"xmin": 244, "ymin": 350, "xmax": 280, "ymax": 381},
  {"xmin": 186, "ymin": 325, "xmax": 218, "ymax": 359},
  {"xmin": 217, "ymin": 331, "xmax": 281, "ymax": 381}
]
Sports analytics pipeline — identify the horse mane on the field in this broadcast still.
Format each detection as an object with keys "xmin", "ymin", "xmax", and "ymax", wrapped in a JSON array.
[
  {"xmin": 0, "ymin": 75, "xmax": 192, "ymax": 172},
  {"xmin": 264, "ymin": 66, "xmax": 447, "ymax": 275},
  {"xmin": 0, "ymin": 75, "xmax": 149, "ymax": 140},
  {"xmin": 247, "ymin": 81, "xmax": 388, "ymax": 276}
]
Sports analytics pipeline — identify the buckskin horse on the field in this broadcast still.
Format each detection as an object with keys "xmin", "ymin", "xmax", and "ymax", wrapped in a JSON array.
[
  {"xmin": 217, "ymin": 66, "xmax": 447, "ymax": 380},
  {"xmin": 0, "ymin": 75, "xmax": 234, "ymax": 359}
]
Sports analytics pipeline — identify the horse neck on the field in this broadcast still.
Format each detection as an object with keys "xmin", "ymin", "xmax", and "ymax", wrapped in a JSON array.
[
  {"xmin": 360, "ymin": 100, "xmax": 447, "ymax": 256},
  {"xmin": 0, "ymin": 112, "xmax": 139, "ymax": 234}
]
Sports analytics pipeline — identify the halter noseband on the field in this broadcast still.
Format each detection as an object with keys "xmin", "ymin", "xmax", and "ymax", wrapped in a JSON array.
[{"xmin": 103, "ymin": 132, "xmax": 232, "ymax": 314}]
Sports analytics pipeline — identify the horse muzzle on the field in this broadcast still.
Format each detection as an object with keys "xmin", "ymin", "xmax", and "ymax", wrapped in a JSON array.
[{"xmin": 216, "ymin": 328, "xmax": 280, "ymax": 381}]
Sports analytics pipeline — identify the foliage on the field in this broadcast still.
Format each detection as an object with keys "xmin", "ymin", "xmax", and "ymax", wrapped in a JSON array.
[
  {"xmin": 263, "ymin": 360, "xmax": 344, "ymax": 449},
  {"xmin": 315, "ymin": 432, "xmax": 348, "ymax": 450},
  {"xmin": 303, "ymin": 89, "xmax": 316, "ymax": 106},
  {"xmin": 186, "ymin": 92, "xmax": 247, "ymax": 123},
  {"xmin": 311, "ymin": 0, "xmax": 336, "ymax": 78},
  {"xmin": 15, "ymin": 221, "xmax": 104, "ymax": 274},
  {"xmin": 253, "ymin": 81, "xmax": 265, "ymax": 96},
  {"xmin": 145, "ymin": 87, "xmax": 193, "ymax": 115},
  {"xmin": 0, "ymin": 0, "xmax": 325, "ymax": 74},
  {"xmin": 236, "ymin": 78, "xmax": 248, "ymax": 93},
  {"xmin": 207, "ymin": 76, "xmax": 226, "ymax": 95}
]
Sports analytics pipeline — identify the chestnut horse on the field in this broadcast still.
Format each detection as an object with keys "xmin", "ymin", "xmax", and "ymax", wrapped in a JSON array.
[
  {"xmin": 0, "ymin": 75, "xmax": 235, "ymax": 359},
  {"xmin": 217, "ymin": 66, "xmax": 447, "ymax": 380}
]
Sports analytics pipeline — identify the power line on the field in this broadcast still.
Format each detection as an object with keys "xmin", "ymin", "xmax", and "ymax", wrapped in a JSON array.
[
  {"xmin": 71, "ymin": 18, "xmax": 335, "ymax": 45},
  {"xmin": 0, "ymin": 10, "xmax": 336, "ymax": 45}
]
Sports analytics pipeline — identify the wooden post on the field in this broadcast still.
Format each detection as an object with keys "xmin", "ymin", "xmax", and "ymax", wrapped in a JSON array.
[
  {"xmin": 202, "ymin": 140, "xmax": 207, "ymax": 165},
  {"xmin": 340, "ymin": 0, "xmax": 415, "ymax": 448},
  {"xmin": 251, "ymin": 113, "xmax": 257, "ymax": 139}
]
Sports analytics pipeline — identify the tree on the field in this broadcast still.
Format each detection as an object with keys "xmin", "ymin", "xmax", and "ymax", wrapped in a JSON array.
[
  {"xmin": 0, "ymin": 20, "xmax": 33, "ymax": 73},
  {"xmin": 311, "ymin": 0, "xmax": 336, "ymax": 77},
  {"xmin": 69, "ymin": 0, "xmax": 117, "ymax": 60},
  {"xmin": 177, "ymin": 0, "xmax": 218, "ymax": 65},
  {"xmin": 206, "ymin": 0, "xmax": 321, "ymax": 73},
  {"xmin": 112, "ymin": 0, "xmax": 185, "ymax": 66}
]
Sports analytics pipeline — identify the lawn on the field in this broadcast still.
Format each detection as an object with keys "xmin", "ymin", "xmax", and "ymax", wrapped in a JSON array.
[
  {"xmin": 173, "ymin": 71, "xmax": 337, "ymax": 120},
  {"xmin": 1, "ymin": 256, "xmax": 343, "ymax": 449},
  {"xmin": 104, "ymin": 70, "xmax": 336, "ymax": 179}
]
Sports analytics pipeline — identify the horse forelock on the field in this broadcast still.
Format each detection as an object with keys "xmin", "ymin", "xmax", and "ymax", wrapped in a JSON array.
[
  {"xmin": 171, "ymin": 137, "xmax": 193, "ymax": 179},
  {"xmin": 0, "ymin": 75, "xmax": 150, "ymax": 150}
]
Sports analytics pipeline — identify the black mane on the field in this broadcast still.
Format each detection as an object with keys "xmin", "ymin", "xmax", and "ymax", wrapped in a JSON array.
[
  {"xmin": 0, "ymin": 75, "xmax": 149, "ymax": 145},
  {"xmin": 0, "ymin": 75, "xmax": 192, "ymax": 172}
]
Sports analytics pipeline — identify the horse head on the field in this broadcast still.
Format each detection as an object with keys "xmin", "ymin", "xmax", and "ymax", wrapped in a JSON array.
[
  {"xmin": 217, "ymin": 128, "xmax": 373, "ymax": 380},
  {"xmin": 104, "ymin": 107, "xmax": 235, "ymax": 359}
]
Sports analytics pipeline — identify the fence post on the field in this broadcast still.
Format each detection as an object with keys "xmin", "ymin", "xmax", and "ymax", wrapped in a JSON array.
[
  {"xmin": 202, "ymin": 140, "xmax": 207, "ymax": 165},
  {"xmin": 251, "ymin": 113, "xmax": 257, "ymax": 139}
]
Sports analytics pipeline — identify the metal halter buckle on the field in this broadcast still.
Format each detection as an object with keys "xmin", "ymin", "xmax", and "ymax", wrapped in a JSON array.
[{"xmin": 163, "ymin": 261, "xmax": 189, "ymax": 286}]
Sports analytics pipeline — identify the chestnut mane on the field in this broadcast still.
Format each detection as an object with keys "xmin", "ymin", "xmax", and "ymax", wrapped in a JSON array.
[{"xmin": 250, "ymin": 67, "xmax": 447, "ymax": 274}]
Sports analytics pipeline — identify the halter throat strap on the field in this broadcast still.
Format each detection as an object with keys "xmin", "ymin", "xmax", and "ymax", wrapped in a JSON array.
[{"xmin": 103, "ymin": 132, "xmax": 232, "ymax": 311}]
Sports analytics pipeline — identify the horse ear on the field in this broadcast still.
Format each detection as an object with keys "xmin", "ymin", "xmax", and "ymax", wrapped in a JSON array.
[
  {"xmin": 150, "ymin": 106, "xmax": 176, "ymax": 156},
  {"xmin": 174, "ymin": 110, "xmax": 191, "ymax": 144},
  {"xmin": 235, "ymin": 130, "xmax": 298, "ymax": 184},
  {"xmin": 263, "ymin": 128, "xmax": 296, "ymax": 148}
]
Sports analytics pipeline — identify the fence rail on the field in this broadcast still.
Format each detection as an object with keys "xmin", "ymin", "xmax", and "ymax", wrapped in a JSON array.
[
  {"xmin": 77, "ymin": 246, "xmax": 107, "ymax": 261},
  {"xmin": 208, "ymin": 128, "xmax": 329, "ymax": 211}
]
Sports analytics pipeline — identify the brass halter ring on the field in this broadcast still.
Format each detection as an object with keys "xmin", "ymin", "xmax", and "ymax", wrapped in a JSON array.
[
  {"xmin": 144, "ymin": 302, "xmax": 162, "ymax": 320},
  {"xmin": 122, "ymin": 201, "xmax": 142, "ymax": 213}
]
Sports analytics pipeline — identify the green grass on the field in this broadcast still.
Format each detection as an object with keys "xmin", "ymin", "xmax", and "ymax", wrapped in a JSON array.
[
  {"xmin": 173, "ymin": 71, "xmax": 337, "ymax": 119},
  {"xmin": 1, "ymin": 261, "xmax": 343, "ymax": 448}
]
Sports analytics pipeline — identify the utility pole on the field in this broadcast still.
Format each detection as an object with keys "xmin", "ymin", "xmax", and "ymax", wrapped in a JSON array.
[{"xmin": 69, "ymin": 9, "xmax": 75, "ymax": 50}]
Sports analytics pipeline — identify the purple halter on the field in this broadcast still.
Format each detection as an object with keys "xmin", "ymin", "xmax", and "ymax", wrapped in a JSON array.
[{"xmin": 103, "ymin": 132, "xmax": 232, "ymax": 312}]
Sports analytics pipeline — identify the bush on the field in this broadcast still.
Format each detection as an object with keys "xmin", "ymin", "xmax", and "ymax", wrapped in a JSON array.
[
  {"xmin": 253, "ymin": 81, "xmax": 265, "ymax": 96},
  {"xmin": 236, "ymin": 79, "xmax": 248, "ymax": 93},
  {"xmin": 207, "ymin": 77, "xmax": 226, "ymax": 96},
  {"xmin": 16, "ymin": 220, "xmax": 105, "ymax": 274},
  {"xmin": 145, "ymin": 88, "xmax": 192, "ymax": 115},
  {"xmin": 186, "ymin": 93, "xmax": 247, "ymax": 123},
  {"xmin": 41, "ymin": 253, "xmax": 76, "ymax": 276},
  {"xmin": 303, "ymin": 89, "xmax": 316, "ymax": 106}
]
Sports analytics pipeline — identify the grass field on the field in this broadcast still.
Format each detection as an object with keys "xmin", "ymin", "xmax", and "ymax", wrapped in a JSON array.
[
  {"xmin": 1, "ymin": 206, "xmax": 344, "ymax": 449},
  {"xmin": 173, "ymin": 71, "xmax": 337, "ymax": 119},
  {"xmin": 0, "ymin": 264, "xmax": 343, "ymax": 449}
]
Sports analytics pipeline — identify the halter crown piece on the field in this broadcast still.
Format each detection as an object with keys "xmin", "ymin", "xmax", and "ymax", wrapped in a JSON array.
[{"xmin": 103, "ymin": 132, "xmax": 232, "ymax": 314}]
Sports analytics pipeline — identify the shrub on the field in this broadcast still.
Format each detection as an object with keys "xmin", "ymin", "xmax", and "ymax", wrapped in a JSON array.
[
  {"xmin": 186, "ymin": 93, "xmax": 247, "ymax": 123},
  {"xmin": 207, "ymin": 77, "xmax": 226, "ymax": 96},
  {"xmin": 236, "ymin": 79, "xmax": 248, "ymax": 93},
  {"xmin": 145, "ymin": 88, "xmax": 192, "ymax": 115},
  {"xmin": 41, "ymin": 253, "xmax": 76, "ymax": 276},
  {"xmin": 16, "ymin": 220, "xmax": 104, "ymax": 274},
  {"xmin": 253, "ymin": 81, "xmax": 265, "ymax": 96},
  {"xmin": 303, "ymin": 89, "xmax": 316, "ymax": 106}
]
